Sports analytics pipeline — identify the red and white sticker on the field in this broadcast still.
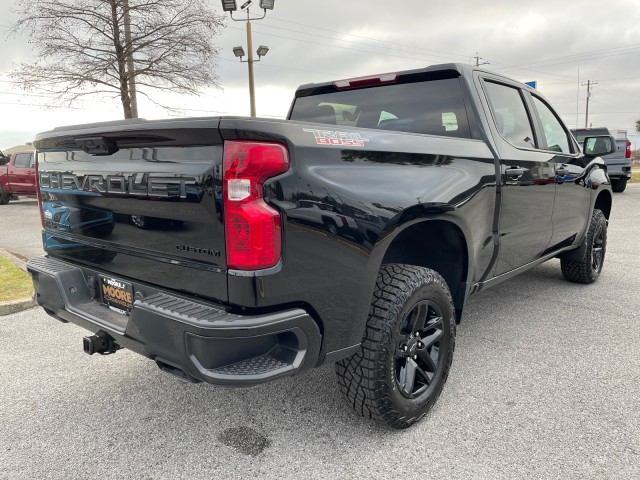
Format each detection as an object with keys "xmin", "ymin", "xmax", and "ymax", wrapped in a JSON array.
[{"xmin": 303, "ymin": 128, "xmax": 369, "ymax": 147}]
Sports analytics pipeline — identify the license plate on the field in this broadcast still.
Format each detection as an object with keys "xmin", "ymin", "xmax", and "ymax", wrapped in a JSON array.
[{"xmin": 100, "ymin": 276, "xmax": 133, "ymax": 315}]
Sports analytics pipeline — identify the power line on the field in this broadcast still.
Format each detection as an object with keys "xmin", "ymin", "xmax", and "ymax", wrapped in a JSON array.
[
  {"xmin": 251, "ymin": 22, "xmax": 463, "ymax": 63},
  {"xmin": 263, "ymin": 15, "xmax": 639, "ymax": 83},
  {"xmin": 220, "ymin": 57, "xmax": 354, "ymax": 78},
  {"xmin": 596, "ymin": 82, "xmax": 635, "ymax": 96},
  {"xmin": 263, "ymin": 15, "xmax": 471, "ymax": 60},
  {"xmin": 0, "ymin": 100, "xmax": 82, "ymax": 109},
  {"xmin": 496, "ymin": 43, "xmax": 640, "ymax": 72},
  {"xmin": 227, "ymin": 25, "xmax": 461, "ymax": 66}
]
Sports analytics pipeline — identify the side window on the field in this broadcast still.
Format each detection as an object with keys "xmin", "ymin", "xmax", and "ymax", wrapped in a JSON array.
[
  {"xmin": 532, "ymin": 97, "xmax": 572, "ymax": 154},
  {"xmin": 483, "ymin": 81, "xmax": 536, "ymax": 149},
  {"xmin": 14, "ymin": 154, "xmax": 31, "ymax": 168}
]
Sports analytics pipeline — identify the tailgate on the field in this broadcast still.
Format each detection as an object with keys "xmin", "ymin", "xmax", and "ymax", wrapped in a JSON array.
[
  {"xmin": 602, "ymin": 139, "xmax": 628, "ymax": 166},
  {"xmin": 34, "ymin": 119, "xmax": 227, "ymax": 302}
]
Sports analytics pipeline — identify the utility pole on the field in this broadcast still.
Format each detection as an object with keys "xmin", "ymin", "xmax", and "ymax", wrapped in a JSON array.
[
  {"xmin": 473, "ymin": 52, "xmax": 489, "ymax": 67},
  {"xmin": 582, "ymin": 79, "xmax": 597, "ymax": 128}
]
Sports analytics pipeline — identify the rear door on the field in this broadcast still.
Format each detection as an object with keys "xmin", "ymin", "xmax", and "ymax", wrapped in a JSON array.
[{"xmin": 479, "ymin": 78, "xmax": 556, "ymax": 276}]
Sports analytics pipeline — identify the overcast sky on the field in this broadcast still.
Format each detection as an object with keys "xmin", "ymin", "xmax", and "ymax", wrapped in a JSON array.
[{"xmin": 1, "ymin": 0, "xmax": 639, "ymax": 150}]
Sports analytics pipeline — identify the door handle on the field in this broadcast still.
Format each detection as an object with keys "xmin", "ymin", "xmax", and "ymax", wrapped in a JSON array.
[
  {"xmin": 505, "ymin": 167, "xmax": 525, "ymax": 179},
  {"xmin": 556, "ymin": 165, "xmax": 569, "ymax": 176}
]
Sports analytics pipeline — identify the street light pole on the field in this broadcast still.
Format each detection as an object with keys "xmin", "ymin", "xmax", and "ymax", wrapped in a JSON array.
[
  {"xmin": 246, "ymin": 16, "xmax": 256, "ymax": 117},
  {"xmin": 221, "ymin": 0, "xmax": 275, "ymax": 118}
]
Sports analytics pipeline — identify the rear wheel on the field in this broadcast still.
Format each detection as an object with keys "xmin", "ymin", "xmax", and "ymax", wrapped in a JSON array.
[
  {"xmin": 611, "ymin": 178, "xmax": 627, "ymax": 193},
  {"xmin": 335, "ymin": 264, "xmax": 456, "ymax": 429},
  {"xmin": 324, "ymin": 219, "xmax": 338, "ymax": 235},
  {"xmin": 561, "ymin": 209, "xmax": 607, "ymax": 284},
  {"xmin": 0, "ymin": 185, "xmax": 10, "ymax": 205}
]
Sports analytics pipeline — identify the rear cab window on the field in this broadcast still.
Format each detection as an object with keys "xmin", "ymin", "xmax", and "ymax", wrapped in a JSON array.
[
  {"xmin": 289, "ymin": 77, "xmax": 472, "ymax": 139},
  {"xmin": 572, "ymin": 128, "xmax": 608, "ymax": 143}
]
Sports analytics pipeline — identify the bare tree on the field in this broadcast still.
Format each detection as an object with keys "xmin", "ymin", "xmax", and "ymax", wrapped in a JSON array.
[{"xmin": 10, "ymin": 0, "xmax": 225, "ymax": 118}]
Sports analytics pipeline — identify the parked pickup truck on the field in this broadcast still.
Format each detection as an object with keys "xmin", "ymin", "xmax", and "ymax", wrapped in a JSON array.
[
  {"xmin": 571, "ymin": 127, "xmax": 632, "ymax": 193},
  {"xmin": 28, "ymin": 64, "xmax": 615, "ymax": 429},
  {"xmin": 0, "ymin": 149, "xmax": 36, "ymax": 204}
]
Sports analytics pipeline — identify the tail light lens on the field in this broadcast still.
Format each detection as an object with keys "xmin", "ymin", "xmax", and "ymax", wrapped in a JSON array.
[
  {"xmin": 35, "ymin": 152, "xmax": 45, "ymax": 228},
  {"xmin": 223, "ymin": 140, "xmax": 289, "ymax": 270},
  {"xmin": 626, "ymin": 140, "xmax": 631, "ymax": 159}
]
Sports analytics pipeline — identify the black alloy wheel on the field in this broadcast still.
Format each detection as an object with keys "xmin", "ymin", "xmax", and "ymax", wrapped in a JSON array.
[
  {"xmin": 396, "ymin": 300, "xmax": 444, "ymax": 399},
  {"xmin": 591, "ymin": 219, "xmax": 605, "ymax": 274}
]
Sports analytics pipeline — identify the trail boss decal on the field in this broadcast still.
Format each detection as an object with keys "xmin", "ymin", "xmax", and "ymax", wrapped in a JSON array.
[{"xmin": 303, "ymin": 129, "xmax": 370, "ymax": 147}]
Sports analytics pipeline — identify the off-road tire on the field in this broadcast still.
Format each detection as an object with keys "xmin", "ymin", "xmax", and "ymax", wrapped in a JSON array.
[
  {"xmin": 0, "ymin": 185, "xmax": 10, "ymax": 205},
  {"xmin": 611, "ymin": 179, "xmax": 627, "ymax": 193},
  {"xmin": 561, "ymin": 209, "xmax": 607, "ymax": 284},
  {"xmin": 335, "ymin": 264, "xmax": 456, "ymax": 429}
]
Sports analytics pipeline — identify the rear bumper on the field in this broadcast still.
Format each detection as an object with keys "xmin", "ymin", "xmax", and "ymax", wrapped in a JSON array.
[
  {"xmin": 27, "ymin": 256, "xmax": 321, "ymax": 386},
  {"xmin": 606, "ymin": 164, "xmax": 631, "ymax": 179}
]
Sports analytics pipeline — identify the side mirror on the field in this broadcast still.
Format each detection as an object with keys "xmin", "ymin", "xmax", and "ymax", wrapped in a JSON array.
[
  {"xmin": 583, "ymin": 135, "xmax": 616, "ymax": 157},
  {"xmin": 0, "ymin": 152, "xmax": 7, "ymax": 166}
]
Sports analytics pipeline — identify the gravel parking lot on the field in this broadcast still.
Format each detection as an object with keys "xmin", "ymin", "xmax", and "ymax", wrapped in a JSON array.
[{"xmin": 1, "ymin": 186, "xmax": 639, "ymax": 480}]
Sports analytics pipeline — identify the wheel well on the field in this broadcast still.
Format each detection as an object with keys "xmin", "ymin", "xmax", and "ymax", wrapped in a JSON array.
[
  {"xmin": 381, "ymin": 220, "xmax": 468, "ymax": 321},
  {"xmin": 594, "ymin": 191, "xmax": 612, "ymax": 219}
]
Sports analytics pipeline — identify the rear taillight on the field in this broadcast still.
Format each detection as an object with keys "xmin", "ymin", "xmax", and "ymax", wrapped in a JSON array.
[
  {"xmin": 626, "ymin": 140, "xmax": 631, "ymax": 159},
  {"xmin": 223, "ymin": 140, "xmax": 289, "ymax": 270},
  {"xmin": 35, "ymin": 152, "xmax": 44, "ymax": 228}
]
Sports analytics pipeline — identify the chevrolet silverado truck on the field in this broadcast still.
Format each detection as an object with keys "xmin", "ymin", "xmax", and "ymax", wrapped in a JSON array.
[
  {"xmin": 0, "ymin": 149, "xmax": 36, "ymax": 204},
  {"xmin": 28, "ymin": 64, "xmax": 615, "ymax": 429}
]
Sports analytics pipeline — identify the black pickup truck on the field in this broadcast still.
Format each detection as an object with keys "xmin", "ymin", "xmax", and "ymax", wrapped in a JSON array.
[{"xmin": 28, "ymin": 64, "xmax": 614, "ymax": 429}]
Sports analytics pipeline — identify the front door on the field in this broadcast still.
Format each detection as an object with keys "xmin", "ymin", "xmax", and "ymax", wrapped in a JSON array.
[{"xmin": 529, "ymin": 95, "xmax": 589, "ymax": 250}]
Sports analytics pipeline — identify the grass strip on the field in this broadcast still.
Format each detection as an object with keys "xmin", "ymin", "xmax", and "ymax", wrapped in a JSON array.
[{"xmin": 0, "ymin": 256, "xmax": 33, "ymax": 302}]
